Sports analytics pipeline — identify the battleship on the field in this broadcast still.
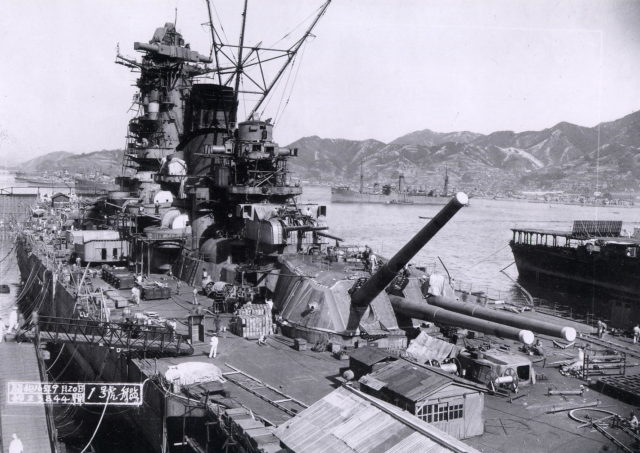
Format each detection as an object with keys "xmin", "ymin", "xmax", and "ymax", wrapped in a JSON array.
[{"xmin": 3, "ymin": 3, "xmax": 640, "ymax": 453}]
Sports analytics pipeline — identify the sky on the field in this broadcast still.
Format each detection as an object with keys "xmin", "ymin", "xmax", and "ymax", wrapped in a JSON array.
[{"xmin": 0, "ymin": 0, "xmax": 639, "ymax": 164}]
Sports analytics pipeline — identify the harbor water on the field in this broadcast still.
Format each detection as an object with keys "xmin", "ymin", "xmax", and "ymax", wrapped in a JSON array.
[{"xmin": 302, "ymin": 184, "xmax": 640, "ymax": 323}]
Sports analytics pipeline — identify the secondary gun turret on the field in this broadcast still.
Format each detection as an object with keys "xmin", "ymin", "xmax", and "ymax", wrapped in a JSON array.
[{"xmin": 351, "ymin": 192, "xmax": 468, "ymax": 309}]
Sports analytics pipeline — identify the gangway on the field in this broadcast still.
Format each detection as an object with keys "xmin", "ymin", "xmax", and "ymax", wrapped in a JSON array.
[{"xmin": 34, "ymin": 316, "xmax": 194, "ymax": 357}]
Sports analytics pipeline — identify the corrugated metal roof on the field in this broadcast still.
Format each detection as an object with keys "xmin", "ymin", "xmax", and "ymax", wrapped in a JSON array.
[
  {"xmin": 362, "ymin": 359, "xmax": 485, "ymax": 402},
  {"xmin": 481, "ymin": 350, "xmax": 532, "ymax": 367},
  {"xmin": 406, "ymin": 332, "xmax": 460, "ymax": 363},
  {"xmin": 349, "ymin": 346, "xmax": 393, "ymax": 367},
  {"xmin": 359, "ymin": 375, "xmax": 387, "ymax": 391},
  {"xmin": 274, "ymin": 386, "xmax": 480, "ymax": 453},
  {"xmin": 366, "ymin": 360, "xmax": 450, "ymax": 402}
]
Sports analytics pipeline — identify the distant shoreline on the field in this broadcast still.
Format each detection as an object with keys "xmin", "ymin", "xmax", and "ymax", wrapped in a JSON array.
[{"xmin": 473, "ymin": 196, "xmax": 636, "ymax": 209}]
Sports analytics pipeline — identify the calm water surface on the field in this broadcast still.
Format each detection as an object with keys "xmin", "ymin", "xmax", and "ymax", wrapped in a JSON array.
[{"xmin": 301, "ymin": 185, "xmax": 640, "ymax": 315}]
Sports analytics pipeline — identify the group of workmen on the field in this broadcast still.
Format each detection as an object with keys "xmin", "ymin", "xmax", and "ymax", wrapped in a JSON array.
[{"xmin": 596, "ymin": 319, "xmax": 640, "ymax": 343}]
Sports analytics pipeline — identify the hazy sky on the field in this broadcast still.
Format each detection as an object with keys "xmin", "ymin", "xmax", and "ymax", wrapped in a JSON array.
[{"xmin": 1, "ymin": 0, "xmax": 639, "ymax": 164}]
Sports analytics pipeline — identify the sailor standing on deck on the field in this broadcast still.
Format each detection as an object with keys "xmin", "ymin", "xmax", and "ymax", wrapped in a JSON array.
[
  {"xmin": 597, "ymin": 320, "xmax": 607, "ymax": 339},
  {"xmin": 208, "ymin": 334, "xmax": 219, "ymax": 358},
  {"xmin": 131, "ymin": 286, "xmax": 141, "ymax": 305},
  {"xmin": 8, "ymin": 306, "xmax": 19, "ymax": 333},
  {"xmin": 9, "ymin": 433, "xmax": 23, "ymax": 453},
  {"xmin": 634, "ymin": 324, "xmax": 640, "ymax": 344},
  {"xmin": 369, "ymin": 252, "xmax": 378, "ymax": 273},
  {"xmin": 202, "ymin": 270, "xmax": 212, "ymax": 290},
  {"xmin": 0, "ymin": 316, "xmax": 4, "ymax": 343}
]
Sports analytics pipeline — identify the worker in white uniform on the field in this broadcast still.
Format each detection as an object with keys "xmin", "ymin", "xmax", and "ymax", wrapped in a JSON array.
[
  {"xmin": 8, "ymin": 307, "xmax": 19, "ymax": 333},
  {"xmin": 208, "ymin": 334, "xmax": 219, "ymax": 358},
  {"xmin": 9, "ymin": 433, "xmax": 23, "ymax": 453},
  {"xmin": 369, "ymin": 253, "xmax": 378, "ymax": 273},
  {"xmin": 597, "ymin": 320, "xmax": 607, "ymax": 339},
  {"xmin": 633, "ymin": 324, "xmax": 640, "ymax": 344},
  {"xmin": 131, "ymin": 286, "xmax": 141, "ymax": 305}
]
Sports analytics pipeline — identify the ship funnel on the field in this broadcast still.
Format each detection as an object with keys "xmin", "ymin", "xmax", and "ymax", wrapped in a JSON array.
[{"xmin": 351, "ymin": 192, "xmax": 468, "ymax": 309}]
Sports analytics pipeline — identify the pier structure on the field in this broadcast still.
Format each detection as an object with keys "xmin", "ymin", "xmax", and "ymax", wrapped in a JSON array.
[{"xmin": 0, "ymin": 343, "xmax": 56, "ymax": 453}]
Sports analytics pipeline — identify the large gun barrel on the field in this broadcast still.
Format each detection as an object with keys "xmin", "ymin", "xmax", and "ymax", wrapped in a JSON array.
[
  {"xmin": 390, "ymin": 295, "xmax": 535, "ymax": 345},
  {"xmin": 351, "ymin": 192, "xmax": 468, "ymax": 308},
  {"xmin": 428, "ymin": 296, "xmax": 576, "ymax": 341}
]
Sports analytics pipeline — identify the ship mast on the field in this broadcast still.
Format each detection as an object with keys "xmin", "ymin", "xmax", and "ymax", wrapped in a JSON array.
[
  {"xmin": 247, "ymin": 0, "xmax": 331, "ymax": 120},
  {"xmin": 443, "ymin": 165, "xmax": 449, "ymax": 196},
  {"xmin": 233, "ymin": 0, "xmax": 249, "ymax": 117},
  {"xmin": 204, "ymin": 0, "xmax": 331, "ymax": 122}
]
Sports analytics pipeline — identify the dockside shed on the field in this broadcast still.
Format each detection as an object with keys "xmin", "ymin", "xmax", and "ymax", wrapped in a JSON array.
[
  {"xmin": 348, "ymin": 346, "xmax": 396, "ymax": 379},
  {"xmin": 51, "ymin": 192, "xmax": 70, "ymax": 208},
  {"xmin": 359, "ymin": 358, "xmax": 486, "ymax": 439},
  {"xmin": 275, "ymin": 385, "xmax": 481, "ymax": 453},
  {"xmin": 72, "ymin": 230, "xmax": 129, "ymax": 263}
]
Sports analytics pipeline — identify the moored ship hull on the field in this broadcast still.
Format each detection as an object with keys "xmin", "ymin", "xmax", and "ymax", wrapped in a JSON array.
[
  {"xmin": 511, "ymin": 243, "xmax": 640, "ymax": 298},
  {"xmin": 331, "ymin": 188, "xmax": 449, "ymax": 205}
]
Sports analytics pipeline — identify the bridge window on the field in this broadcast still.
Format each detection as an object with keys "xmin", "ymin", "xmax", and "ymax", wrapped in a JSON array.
[
  {"xmin": 101, "ymin": 248, "xmax": 107, "ymax": 260},
  {"xmin": 113, "ymin": 248, "xmax": 118, "ymax": 259}
]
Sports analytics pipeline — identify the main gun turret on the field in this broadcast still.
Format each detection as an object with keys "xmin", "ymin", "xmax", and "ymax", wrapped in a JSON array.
[{"xmin": 350, "ymin": 192, "xmax": 468, "ymax": 309}]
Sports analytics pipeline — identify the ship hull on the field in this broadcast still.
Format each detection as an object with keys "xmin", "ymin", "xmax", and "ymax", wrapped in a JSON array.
[
  {"xmin": 331, "ymin": 189, "xmax": 449, "ymax": 205},
  {"xmin": 510, "ymin": 242, "xmax": 640, "ymax": 301},
  {"xmin": 15, "ymin": 237, "xmax": 167, "ymax": 451}
]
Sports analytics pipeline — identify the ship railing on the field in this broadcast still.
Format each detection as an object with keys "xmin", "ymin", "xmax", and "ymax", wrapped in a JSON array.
[
  {"xmin": 450, "ymin": 278, "xmax": 514, "ymax": 305},
  {"xmin": 37, "ymin": 315, "xmax": 193, "ymax": 357},
  {"xmin": 582, "ymin": 351, "xmax": 626, "ymax": 379}
]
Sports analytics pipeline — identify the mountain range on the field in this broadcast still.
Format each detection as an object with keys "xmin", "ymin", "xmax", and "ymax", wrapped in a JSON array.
[
  {"xmin": 288, "ymin": 110, "xmax": 640, "ymax": 195},
  {"xmin": 16, "ymin": 110, "xmax": 640, "ymax": 195},
  {"xmin": 17, "ymin": 149, "xmax": 124, "ymax": 176}
]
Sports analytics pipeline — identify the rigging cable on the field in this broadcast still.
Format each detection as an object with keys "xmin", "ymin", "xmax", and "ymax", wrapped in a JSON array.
[
  {"xmin": 52, "ymin": 347, "xmax": 79, "ymax": 382},
  {"xmin": 45, "ymin": 344, "xmax": 65, "ymax": 372},
  {"xmin": 0, "ymin": 243, "xmax": 16, "ymax": 265},
  {"xmin": 467, "ymin": 243, "xmax": 511, "ymax": 268},
  {"xmin": 273, "ymin": 39, "xmax": 309, "ymax": 124},
  {"xmin": 265, "ymin": 5, "xmax": 321, "ymax": 48},
  {"xmin": 266, "ymin": 50, "xmax": 297, "ymax": 121},
  {"xmin": 79, "ymin": 393, "xmax": 109, "ymax": 453}
]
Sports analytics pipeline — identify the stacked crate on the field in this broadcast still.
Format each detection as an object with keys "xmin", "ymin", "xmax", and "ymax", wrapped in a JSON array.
[
  {"xmin": 222, "ymin": 408, "xmax": 281, "ymax": 453},
  {"xmin": 102, "ymin": 267, "xmax": 135, "ymax": 289},
  {"xmin": 231, "ymin": 304, "xmax": 273, "ymax": 340},
  {"xmin": 139, "ymin": 284, "xmax": 171, "ymax": 300}
]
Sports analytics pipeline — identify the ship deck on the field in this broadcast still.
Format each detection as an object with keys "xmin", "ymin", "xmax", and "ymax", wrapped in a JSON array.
[
  {"xmin": 511, "ymin": 226, "xmax": 640, "ymax": 244},
  {"xmin": 20, "ymin": 239, "xmax": 640, "ymax": 451},
  {"xmin": 96, "ymin": 269, "xmax": 640, "ymax": 451}
]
